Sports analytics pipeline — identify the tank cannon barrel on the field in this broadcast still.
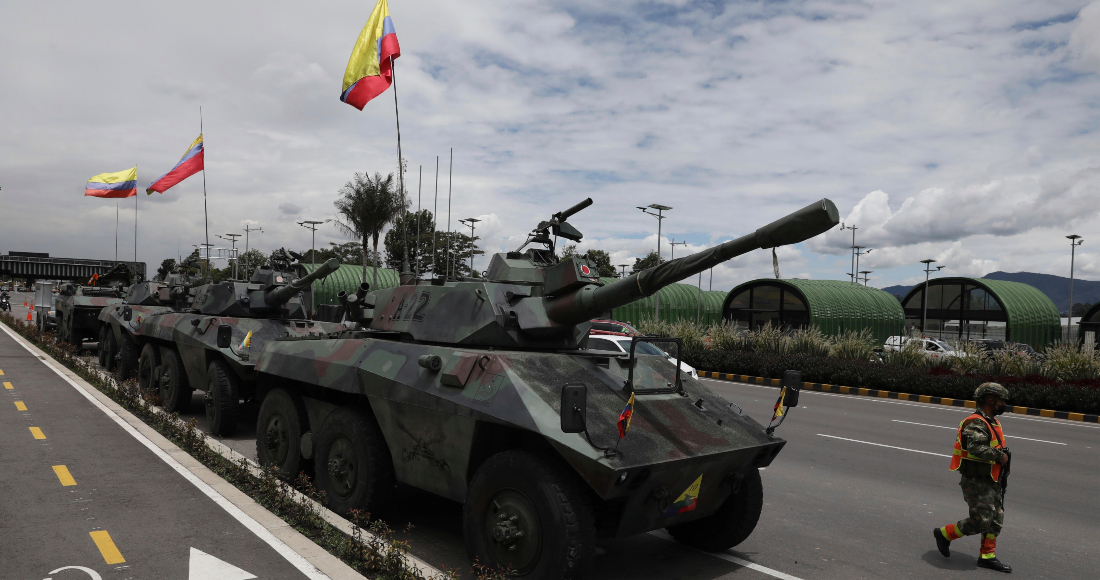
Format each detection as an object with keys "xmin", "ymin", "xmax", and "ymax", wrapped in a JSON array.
[
  {"xmin": 547, "ymin": 198, "xmax": 840, "ymax": 325},
  {"xmin": 555, "ymin": 197, "xmax": 593, "ymax": 221},
  {"xmin": 264, "ymin": 258, "xmax": 340, "ymax": 308}
]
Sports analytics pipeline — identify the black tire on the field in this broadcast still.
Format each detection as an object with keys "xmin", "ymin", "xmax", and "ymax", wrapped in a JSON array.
[
  {"xmin": 97, "ymin": 326, "xmax": 109, "ymax": 367},
  {"xmin": 256, "ymin": 388, "xmax": 309, "ymax": 479},
  {"xmin": 137, "ymin": 343, "xmax": 160, "ymax": 394},
  {"xmin": 463, "ymin": 450, "xmax": 596, "ymax": 580},
  {"xmin": 204, "ymin": 360, "xmax": 240, "ymax": 436},
  {"xmin": 58, "ymin": 314, "xmax": 69, "ymax": 343},
  {"xmin": 104, "ymin": 329, "xmax": 119, "ymax": 371},
  {"xmin": 158, "ymin": 349, "xmax": 191, "ymax": 413},
  {"xmin": 314, "ymin": 407, "xmax": 394, "ymax": 517},
  {"xmin": 666, "ymin": 468, "xmax": 764, "ymax": 552},
  {"xmin": 117, "ymin": 334, "xmax": 139, "ymax": 380}
]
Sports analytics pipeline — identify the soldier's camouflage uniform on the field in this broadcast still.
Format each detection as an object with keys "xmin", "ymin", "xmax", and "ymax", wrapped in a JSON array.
[{"xmin": 954, "ymin": 409, "xmax": 1005, "ymax": 536}]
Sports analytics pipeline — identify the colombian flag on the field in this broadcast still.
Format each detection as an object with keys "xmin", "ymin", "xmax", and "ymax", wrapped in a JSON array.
[
  {"xmin": 661, "ymin": 475, "xmax": 702, "ymax": 517},
  {"xmin": 770, "ymin": 388, "xmax": 787, "ymax": 422},
  {"xmin": 340, "ymin": 0, "xmax": 400, "ymax": 110},
  {"xmin": 147, "ymin": 134, "xmax": 204, "ymax": 194},
  {"xmin": 617, "ymin": 392, "xmax": 635, "ymax": 439},
  {"xmin": 85, "ymin": 167, "xmax": 138, "ymax": 198},
  {"xmin": 239, "ymin": 330, "xmax": 252, "ymax": 349}
]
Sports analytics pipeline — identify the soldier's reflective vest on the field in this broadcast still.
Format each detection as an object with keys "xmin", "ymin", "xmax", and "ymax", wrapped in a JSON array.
[{"xmin": 949, "ymin": 413, "xmax": 1005, "ymax": 482}]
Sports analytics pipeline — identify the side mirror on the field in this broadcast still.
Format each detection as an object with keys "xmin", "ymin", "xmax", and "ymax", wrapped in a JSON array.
[
  {"xmin": 122, "ymin": 306, "xmax": 133, "ymax": 321},
  {"xmin": 782, "ymin": 370, "xmax": 802, "ymax": 407},
  {"xmin": 560, "ymin": 383, "xmax": 587, "ymax": 434},
  {"xmin": 216, "ymin": 324, "xmax": 233, "ymax": 349}
]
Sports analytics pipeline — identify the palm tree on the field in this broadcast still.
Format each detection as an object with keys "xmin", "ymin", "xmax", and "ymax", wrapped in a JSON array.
[{"xmin": 333, "ymin": 172, "xmax": 405, "ymax": 290}]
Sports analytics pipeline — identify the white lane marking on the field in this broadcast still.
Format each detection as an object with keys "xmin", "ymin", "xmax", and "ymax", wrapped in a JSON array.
[
  {"xmin": 890, "ymin": 419, "xmax": 1067, "ymax": 445},
  {"xmin": 702, "ymin": 377, "xmax": 1100, "ymax": 429},
  {"xmin": 190, "ymin": 547, "xmax": 257, "ymax": 580},
  {"xmin": 817, "ymin": 434, "xmax": 952, "ymax": 458},
  {"xmin": 0, "ymin": 324, "xmax": 331, "ymax": 580},
  {"xmin": 892, "ymin": 419, "xmax": 954, "ymax": 429},
  {"xmin": 649, "ymin": 530, "xmax": 804, "ymax": 580}
]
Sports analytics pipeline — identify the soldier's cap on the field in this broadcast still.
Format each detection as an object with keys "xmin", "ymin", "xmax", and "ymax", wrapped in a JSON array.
[{"xmin": 974, "ymin": 382, "xmax": 1009, "ymax": 401}]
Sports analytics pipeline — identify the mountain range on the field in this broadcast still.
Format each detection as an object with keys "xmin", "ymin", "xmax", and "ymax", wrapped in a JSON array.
[{"xmin": 879, "ymin": 271, "xmax": 1100, "ymax": 313}]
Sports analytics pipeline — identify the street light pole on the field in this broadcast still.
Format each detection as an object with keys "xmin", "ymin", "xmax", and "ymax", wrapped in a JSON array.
[
  {"xmin": 1068, "ymin": 234, "xmax": 1084, "ymax": 340},
  {"xmin": 840, "ymin": 223, "xmax": 858, "ymax": 283},
  {"xmin": 669, "ymin": 239, "xmax": 687, "ymax": 260},
  {"xmin": 618, "ymin": 264, "xmax": 629, "ymax": 278},
  {"xmin": 459, "ymin": 218, "xmax": 480, "ymax": 276},
  {"xmin": 217, "ymin": 234, "xmax": 242, "ymax": 280},
  {"xmin": 920, "ymin": 259, "xmax": 943, "ymax": 336},
  {"xmin": 859, "ymin": 270, "xmax": 872, "ymax": 286},
  {"xmin": 243, "ymin": 224, "xmax": 262, "ymax": 280},
  {"xmin": 638, "ymin": 204, "xmax": 672, "ymax": 320},
  {"xmin": 298, "ymin": 220, "xmax": 326, "ymax": 318},
  {"xmin": 853, "ymin": 246, "xmax": 872, "ymax": 284}
]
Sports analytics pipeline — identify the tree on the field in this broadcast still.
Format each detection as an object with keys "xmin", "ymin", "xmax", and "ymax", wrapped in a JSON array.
[
  {"xmin": 580, "ymin": 249, "xmax": 616, "ymax": 278},
  {"xmin": 237, "ymin": 249, "xmax": 268, "ymax": 281},
  {"xmin": 156, "ymin": 259, "xmax": 176, "ymax": 281},
  {"xmin": 1072, "ymin": 302, "xmax": 1094, "ymax": 317},
  {"xmin": 560, "ymin": 244, "xmax": 578, "ymax": 259},
  {"xmin": 333, "ymin": 172, "xmax": 406, "ymax": 290},
  {"xmin": 631, "ymin": 250, "xmax": 663, "ymax": 274},
  {"xmin": 433, "ymin": 230, "xmax": 481, "ymax": 278},
  {"xmin": 384, "ymin": 209, "xmax": 437, "ymax": 274}
]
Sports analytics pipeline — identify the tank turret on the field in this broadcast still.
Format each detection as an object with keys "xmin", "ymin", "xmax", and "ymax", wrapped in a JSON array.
[
  {"xmin": 190, "ymin": 258, "xmax": 340, "ymax": 318},
  {"xmin": 352, "ymin": 198, "xmax": 839, "ymax": 348}
]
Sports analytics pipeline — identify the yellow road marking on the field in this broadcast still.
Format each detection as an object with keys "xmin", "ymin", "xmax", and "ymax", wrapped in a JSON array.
[
  {"xmin": 29, "ymin": 426, "xmax": 46, "ymax": 439},
  {"xmin": 0, "ymin": 369, "xmax": 5, "ymax": 374},
  {"xmin": 89, "ymin": 530, "xmax": 126, "ymax": 564},
  {"xmin": 3, "ymin": 381, "xmax": 12, "ymax": 389},
  {"xmin": 52, "ymin": 465, "xmax": 77, "ymax": 486},
  {"xmin": 14, "ymin": 401, "xmax": 27, "ymax": 411}
]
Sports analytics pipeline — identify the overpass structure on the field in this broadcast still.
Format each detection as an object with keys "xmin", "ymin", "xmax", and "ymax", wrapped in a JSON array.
[{"xmin": 0, "ymin": 252, "xmax": 146, "ymax": 284}]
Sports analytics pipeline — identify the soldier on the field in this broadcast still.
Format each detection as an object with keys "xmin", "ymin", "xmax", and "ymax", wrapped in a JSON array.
[{"xmin": 933, "ymin": 382, "xmax": 1012, "ymax": 573}]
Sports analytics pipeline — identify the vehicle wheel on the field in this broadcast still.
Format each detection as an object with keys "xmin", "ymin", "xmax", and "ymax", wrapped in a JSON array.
[
  {"xmin": 314, "ymin": 407, "xmax": 394, "ymax": 517},
  {"xmin": 137, "ymin": 343, "xmax": 160, "ymax": 394},
  {"xmin": 116, "ymin": 334, "xmax": 139, "ymax": 380},
  {"xmin": 204, "ymin": 360, "xmax": 240, "ymax": 436},
  {"xmin": 256, "ymin": 388, "xmax": 309, "ymax": 479},
  {"xmin": 666, "ymin": 468, "xmax": 763, "ymax": 552},
  {"xmin": 105, "ymin": 329, "xmax": 119, "ymax": 371},
  {"xmin": 158, "ymin": 349, "xmax": 191, "ymax": 413},
  {"xmin": 57, "ymin": 315, "xmax": 69, "ymax": 343},
  {"xmin": 463, "ymin": 450, "xmax": 596, "ymax": 579},
  {"xmin": 97, "ymin": 326, "xmax": 109, "ymax": 367}
]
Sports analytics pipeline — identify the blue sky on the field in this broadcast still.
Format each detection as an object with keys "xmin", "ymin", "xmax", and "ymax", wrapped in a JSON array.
[{"xmin": 1, "ymin": 0, "xmax": 1099, "ymax": 291}]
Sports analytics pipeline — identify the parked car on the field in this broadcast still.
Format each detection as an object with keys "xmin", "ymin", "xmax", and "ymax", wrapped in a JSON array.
[
  {"xmin": 883, "ymin": 336, "xmax": 966, "ymax": 359},
  {"xmin": 586, "ymin": 333, "xmax": 699, "ymax": 379},
  {"xmin": 588, "ymin": 319, "xmax": 640, "ymax": 337},
  {"xmin": 970, "ymin": 338, "xmax": 1044, "ymax": 362}
]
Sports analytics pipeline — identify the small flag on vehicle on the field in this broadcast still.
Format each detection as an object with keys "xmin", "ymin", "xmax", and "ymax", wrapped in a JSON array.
[
  {"xmin": 617, "ymin": 392, "xmax": 635, "ymax": 439},
  {"xmin": 770, "ymin": 389, "xmax": 786, "ymax": 422},
  {"xmin": 240, "ymin": 330, "xmax": 252, "ymax": 349}
]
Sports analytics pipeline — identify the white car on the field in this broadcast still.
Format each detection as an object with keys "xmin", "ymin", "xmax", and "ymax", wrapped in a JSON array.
[
  {"xmin": 883, "ymin": 336, "xmax": 966, "ymax": 359},
  {"xmin": 585, "ymin": 334, "xmax": 699, "ymax": 379}
]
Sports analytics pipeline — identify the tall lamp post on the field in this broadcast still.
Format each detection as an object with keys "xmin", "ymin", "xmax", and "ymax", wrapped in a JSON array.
[
  {"xmin": 853, "ymin": 246, "xmax": 872, "ymax": 282},
  {"xmin": 618, "ymin": 264, "xmax": 630, "ymax": 278},
  {"xmin": 243, "ymin": 224, "xmax": 263, "ymax": 279},
  {"xmin": 840, "ymin": 222, "xmax": 858, "ymax": 283},
  {"xmin": 217, "ymin": 233, "xmax": 241, "ymax": 280},
  {"xmin": 1068, "ymin": 234, "xmax": 1084, "ymax": 340},
  {"xmin": 920, "ymin": 259, "xmax": 944, "ymax": 336},
  {"xmin": 638, "ymin": 204, "xmax": 672, "ymax": 320},
  {"xmin": 297, "ymin": 219, "xmax": 330, "ymax": 318},
  {"xmin": 669, "ymin": 239, "xmax": 687, "ymax": 260},
  {"xmin": 859, "ymin": 270, "xmax": 872, "ymax": 286},
  {"xmin": 459, "ymin": 218, "xmax": 481, "ymax": 276}
]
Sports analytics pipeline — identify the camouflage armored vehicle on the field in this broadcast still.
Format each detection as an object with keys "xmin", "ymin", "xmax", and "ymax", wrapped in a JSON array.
[
  {"xmin": 250, "ymin": 198, "xmax": 839, "ymax": 579},
  {"xmin": 100, "ymin": 251, "xmax": 345, "ymax": 435},
  {"xmin": 55, "ymin": 263, "xmax": 133, "ymax": 347}
]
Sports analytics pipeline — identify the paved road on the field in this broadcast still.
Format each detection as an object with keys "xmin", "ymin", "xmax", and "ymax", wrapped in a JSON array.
[{"xmin": 0, "ymin": 323, "xmax": 315, "ymax": 580}]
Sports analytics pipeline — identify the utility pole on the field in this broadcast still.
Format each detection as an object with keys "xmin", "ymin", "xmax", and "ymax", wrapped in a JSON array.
[
  {"xmin": 638, "ymin": 204, "xmax": 672, "ymax": 320},
  {"xmin": 859, "ymin": 270, "xmax": 872, "ymax": 286},
  {"xmin": 459, "ymin": 218, "xmax": 480, "ymax": 276},
  {"xmin": 920, "ymin": 259, "xmax": 944, "ymax": 336},
  {"xmin": 618, "ymin": 264, "xmax": 630, "ymax": 278},
  {"xmin": 298, "ymin": 220, "xmax": 328, "ymax": 318},
  {"xmin": 853, "ymin": 246, "xmax": 872, "ymax": 284},
  {"xmin": 669, "ymin": 239, "xmax": 687, "ymax": 260},
  {"xmin": 217, "ymin": 234, "xmax": 241, "ymax": 280},
  {"xmin": 1068, "ymin": 234, "xmax": 1084, "ymax": 340},
  {"xmin": 840, "ymin": 223, "xmax": 858, "ymax": 282},
  {"xmin": 243, "ymin": 224, "xmax": 262, "ymax": 279}
]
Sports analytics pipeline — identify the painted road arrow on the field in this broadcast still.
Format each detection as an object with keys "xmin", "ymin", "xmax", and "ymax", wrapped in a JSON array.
[{"xmin": 189, "ymin": 547, "xmax": 257, "ymax": 580}]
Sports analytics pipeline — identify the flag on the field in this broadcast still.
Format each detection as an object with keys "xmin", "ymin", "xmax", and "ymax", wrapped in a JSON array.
[
  {"xmin": 770, "ymin": 388, "xmax": 787, "ymax": 422},
  {"xmin": 88, "ymin": 273, "xmax": 100, "ymax": 286},
  {"xmin": 240, "ymin": 330, "xmax": 253, "ymax": 349},
  {"xmin": 340, "ymin": 0, "xmax": 400, "ymax": 110},
  {"xmin": 85, "ymin": 167, "xmax": 137, "ymax": 198},
  {"xmin": 147, "ymin": 134, "xmax": 204, "ymax": 194},
  {"xmin": 617, "ymin": 392, "xmax": 635, "ymax": 439},
  {"xmin": 661, "ymin": 475, "xmax": 703, "ymax": 517}
]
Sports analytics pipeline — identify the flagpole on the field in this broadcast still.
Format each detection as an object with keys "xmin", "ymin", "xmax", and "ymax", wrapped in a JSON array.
[
  {"xmin": 390, "ymin": 56, "xmax": 410, "ymax": 282},
  {"xmin": 447, "ymin": 148, "xmax": 453, "ymax": 278},
  {"xmin": 432, "ymin": 157, "xmax": 439, "ymax": 277},
  {"xmin": 200, "ymin": 106, "xmax": 210, "ymax": 278},
  {"xmin": 134, "ymin": 177, "xmax": 138, "ymax": 268},
  {"xmin": 416, "ymin": 165, "xmax": 422, "ymax": 281},
  {"xmin": 115, "ymin": 200, "xmax": 119, "ymax": 262}
]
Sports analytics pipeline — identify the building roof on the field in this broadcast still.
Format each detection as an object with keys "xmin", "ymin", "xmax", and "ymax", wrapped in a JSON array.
[
  {"xmin": 599, "ymin": 277, "xmax": 726, "ymax": 326},
  {"xmin": 297, "ymin": 263, "xmax": 400, "ymax": 307}
]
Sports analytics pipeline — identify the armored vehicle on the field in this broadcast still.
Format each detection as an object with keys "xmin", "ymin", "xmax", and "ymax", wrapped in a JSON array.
[
  {"xmin": 55, "ymin": 264, "xmax": 133, "ymax": 347},
  {"xmin": 250, "ymin": 198, "xmax": 839, "ymax": 579},
  {"xmin": 100, "ymin": 252, "xmax": 345, "ymax": 435}
]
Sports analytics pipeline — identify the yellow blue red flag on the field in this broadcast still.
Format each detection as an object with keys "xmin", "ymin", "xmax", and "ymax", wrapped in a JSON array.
[
  {"xmin": 340, "ymin": 0, "xmax": 401, "ymax": 110},
  {"xmin": 85, "ymin": 167, "xmax": 137, "ymax": 198},
  {"xmin": 240, "ymin": 330, "xmax": 253, "ymax": 349},
  {"xmin": 617, "ymin": 392, "xmax": 635, "ymax": 439},
  {"xmin": 147, "ymin": 134, "xmax": 204, "ymax": 194}
]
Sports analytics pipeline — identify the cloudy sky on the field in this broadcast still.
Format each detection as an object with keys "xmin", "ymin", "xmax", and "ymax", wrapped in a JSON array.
[{"xmin": 2, "ymin": 0, "xmax": 1099, "ymax": 291}]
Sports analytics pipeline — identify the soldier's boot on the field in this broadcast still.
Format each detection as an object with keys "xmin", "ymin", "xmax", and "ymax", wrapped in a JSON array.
[
  {"xmin": 935, "ymin": 524, "xmax": 963, "ymax": 557},
  {"xmin": 977, "ymin": 534, "xmax": 1011, "ymax": 573}
]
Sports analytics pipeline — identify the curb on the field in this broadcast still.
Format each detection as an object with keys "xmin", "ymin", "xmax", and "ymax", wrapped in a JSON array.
[{"xmin": 698, "ymin": 370, "xmax": 1100, "ymax": 424}]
